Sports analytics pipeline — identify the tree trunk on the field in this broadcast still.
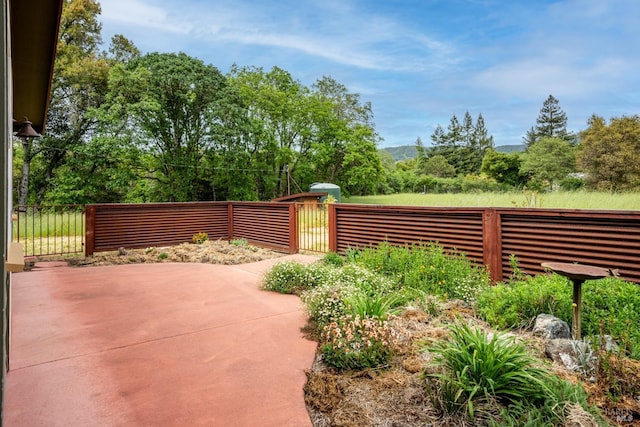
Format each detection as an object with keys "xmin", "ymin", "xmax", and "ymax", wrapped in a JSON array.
[{"xmin": 18, "ymin": 139, "xmax": 31, "ymax": 211}]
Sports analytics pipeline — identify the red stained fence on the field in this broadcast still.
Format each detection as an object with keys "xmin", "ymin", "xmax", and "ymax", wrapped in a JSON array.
[
  {"xmin": 86, "ymin": 202, "xmax": 640, "ymax": 284},
  {"xmin": 328, "ymin": 204, "xmax": 640, "ymax": 284},
  {"xmin": 85, "ymin": 202, "xmax": 296, "ymax": 255}
]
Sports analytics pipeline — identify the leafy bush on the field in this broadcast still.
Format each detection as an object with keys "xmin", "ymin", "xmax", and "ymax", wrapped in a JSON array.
[
  {"xmin": 346, "ymin": 242, "xmax": 489, "ymax": 302},
  {"xmin": 476, "ymin": 274, "xmax": 640, "ymax": 359},
  {"xmin": 158, "ymin": 252, "xmax": 168, "ymax": 260},
  {"xmin": 262, "ymin": 261, "xmax": 310, "ymax": 294},
  {"xmin": 301, "ymin": 281, "xmax": 360, "ymax": 327},
  {"xmin": 423, "ymin": 323, "xmax": 588, "ymax": 424},
  {"xmin": 321, "ymin": 251, "xmax": 345, "ymax": 267},
  {"xmin": 192, "ymin": 232, "xmax": 209, "ymax": 244},
  {"xmin": 321, "ymin": 314, "xmax": 396, "ymax": 370},
  {"xmin": 476, "ymin": 274, "xmax": 572, "ymax": 329}
]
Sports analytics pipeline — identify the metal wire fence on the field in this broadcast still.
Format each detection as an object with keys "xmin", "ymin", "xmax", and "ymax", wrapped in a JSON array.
[{"xmin": 12, "ymin": 205, "xmax": 85, "ymax": 257}]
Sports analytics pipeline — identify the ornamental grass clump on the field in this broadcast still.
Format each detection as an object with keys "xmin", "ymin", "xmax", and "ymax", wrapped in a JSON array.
[
  {"xmin": 321, "ymin": 314, "xmax": 397, "ymax": 371},
  {"xmin": 423, "ymin": 323, "xmax": 592, "ymax": 425}
]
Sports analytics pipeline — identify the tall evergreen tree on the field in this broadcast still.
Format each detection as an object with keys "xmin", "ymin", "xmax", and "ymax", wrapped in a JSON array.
[{"xmin": 525, "ymin": 94, "xmax": 573, "ymax": 146}]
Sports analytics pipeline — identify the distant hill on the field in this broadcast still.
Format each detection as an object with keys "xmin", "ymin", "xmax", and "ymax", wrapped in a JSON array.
[
  {"xmin": 383, "ymin": 143, "xmax": 526, "ymax": 161},
  {"xmin": 382, "ymin": 145, "xmax": 417, "ymax": 161},
  {"xmin": 495, "ymin": 144, "xmax": 526, "ymax": 153}
]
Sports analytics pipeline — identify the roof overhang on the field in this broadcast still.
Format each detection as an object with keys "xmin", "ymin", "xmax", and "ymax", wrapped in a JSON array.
[{"xmin": 10, "ymin": 0, "xmax": 64, "ymax": 135}]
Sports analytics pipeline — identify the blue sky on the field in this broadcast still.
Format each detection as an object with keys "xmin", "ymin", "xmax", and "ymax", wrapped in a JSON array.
[{"xmin": 98, "ymin": 0, "xmax": 640, "ymax": 148}]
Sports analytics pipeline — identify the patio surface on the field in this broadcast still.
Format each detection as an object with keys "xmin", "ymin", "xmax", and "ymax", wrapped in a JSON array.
[{"xmin": 5, "ymin": 255, "xmax": 319, "ymax": 426}]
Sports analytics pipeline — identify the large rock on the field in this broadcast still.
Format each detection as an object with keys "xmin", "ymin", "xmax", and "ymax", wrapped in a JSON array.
[
  {"xmin": 532, "ymin": 313, "xmax": 571, "ymax": 339},
  {"xmin": 545, "ymin": 338, "xmax": 595, "ymax": 376}
]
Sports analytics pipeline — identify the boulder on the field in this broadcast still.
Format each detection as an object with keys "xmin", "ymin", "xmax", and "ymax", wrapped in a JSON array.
[
  {"xmin": 545, "ymin": 338, "xmax": 595, "ymax": 376},
  {"xmin": 532, "ymin": 313, "xmax": 571, "ymax": 339}
]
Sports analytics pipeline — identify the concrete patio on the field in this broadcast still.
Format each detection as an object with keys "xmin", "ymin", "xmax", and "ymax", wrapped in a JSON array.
[{"xmin": 5, "ymin": 255, "xmax": 319, "ymax": 426}]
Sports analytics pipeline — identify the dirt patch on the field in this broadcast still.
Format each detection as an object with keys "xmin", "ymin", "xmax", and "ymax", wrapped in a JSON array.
[
  {"xmin": 304, "ymin": 304, "xmax": 640, "ymax": 427},
  {"xmin": 54, "ymin": 239, "xmax": 286, "ymax": 267}
]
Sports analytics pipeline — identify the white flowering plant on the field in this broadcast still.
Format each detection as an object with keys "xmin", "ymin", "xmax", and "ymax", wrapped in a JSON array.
[{"xmin": 321, "ymin": 314, "xmax": 397, "ymax": 370}]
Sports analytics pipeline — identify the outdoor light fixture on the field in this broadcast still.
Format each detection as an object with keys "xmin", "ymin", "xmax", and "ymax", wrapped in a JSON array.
[{"xmin": 14, "ymin": 117, "xmax": 40, "ymax": 138}]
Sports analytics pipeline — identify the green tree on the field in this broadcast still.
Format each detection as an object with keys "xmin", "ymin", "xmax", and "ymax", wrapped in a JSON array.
[
  {"xmin": 520, "ymin": 137, "xmax": 575, "ymax": 190},
  {"xmin": 577, "ymin": 115, "xmax": 640, "ymax": 191},
  {"xmin": 108, "ymin": 52, "xmax": 229, "ymax": 201},
  {"xmin": 20, "ymin": 0, "xmax": 109, "ymax": 204},
  {"xmin": 525, "ymin": 95, "xmax": 573, "ymax": 146},
  {"xmin": 423, "ymin": 155, "xmax": 456, "ymax": 178},
  {"xmin": 481, "ymin": 149, "xmax": 524, "ymax": 187},
  {"xmin": 429, "ymin": 112, "xmax": 494, "ymax": 175}
]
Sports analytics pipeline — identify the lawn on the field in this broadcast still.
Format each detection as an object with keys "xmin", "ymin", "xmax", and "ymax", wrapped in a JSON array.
[{"xmin": 345, "ymin": 191, "xmax": 640, "ymax": 210}]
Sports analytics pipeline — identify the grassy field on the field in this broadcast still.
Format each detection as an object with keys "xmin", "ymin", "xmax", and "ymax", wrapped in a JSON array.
[{"xmin": 344, "ymin": 191, "xmax": 640, "ymax": 210}]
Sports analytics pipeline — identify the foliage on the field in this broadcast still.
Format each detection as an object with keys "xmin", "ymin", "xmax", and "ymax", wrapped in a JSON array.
[
  {"xmin": 344, "ymin": 191, "xmax": 640, "ymax": 210},
  {"xmin": 476, "ymin": 274, "xmax": 572, "ymax": 330},
  {"xmin": 345, "ymin": 292, "xmax": 404, "ymax": 319},
  {"xmin": 476, "ymin": 274, "xmax": 640, "ymax": 359},
  {"xmin": 262, "ymin": 261, "xmax": 315, "ymax": 294},
  {"xmin": 525, "ymin": 94, "xmax": 574, "ymax": 145},
  {"xmin": 577, "ymin": 114, "xmax": 640, "ymax": 191},
  {"xmin": 230, "ymin": 238, "xmax": 248, "ymax": 247},
  {"xmin": 301, "ymin": 281, "xmax": 360, "ymax": 327},
  {"xmin": 481, "ymin": 149, "xmax": 526, "ymax": 187},
  {"xmin": 191, "ymin": 232, "xmax": 209, "ymax": 244},
  {"xmin": 158, "ymin": 252, "xmax": 168, "ymax": 260},
  {"xmin": 321, "ymin": 314, "xmax": 396, "ymax": 370},
  {"xmin": 422, "ymin": 155, "xmax": 456, "ymax": 178},
  {"xmin": 345, "ymin": 242, "xmax": 490, "ymax": 303},
  {"xmin": 428, "ymin": 112, "xmax": 494, "ymax": 176},
  {"xmin": 424, "ymin": 323, "xmax": 586, "ymax": 424},
  {"xmin": 520, "ymin": 137, "xmax": 576, "ymax": 190},
  {"xmin": 321, "ymin": 251, "xmax": 345, "ymax": 267},
  {"xmin": 107, "ymin": 52, "xmax": 229, "ymax": 201}
]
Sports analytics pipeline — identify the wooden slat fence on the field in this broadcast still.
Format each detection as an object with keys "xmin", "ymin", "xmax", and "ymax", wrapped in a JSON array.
[
  {"xmin": 86, "ymin": 202, "xmax": 297, "ymax": 255},
  {"xmin": 85, "ymin": 202, "xmax": 640, "ymax": 284},
  {"xmin": 329, "ymin": 204, "xmax": 640, "ymax": 284}
]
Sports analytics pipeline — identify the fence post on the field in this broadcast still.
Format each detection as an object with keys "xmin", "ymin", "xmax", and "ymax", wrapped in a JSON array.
[
  {"xmin": 482, "ymin": 208, "xmax": 502, "ymax": 282},
  {"xmin": 328, "ymin": 203, "xmax": 337, "ymax": 253},
  {"xmin": 85, "ymin": 205, "xmax": 96, "ymax": 256},
  {"xmin": 289, "ymin": 203, "xmax": 298, "ymax": 254},
  {"xmin": 227, "ymin": 202, "xmax": 234, "ymax": 240}
]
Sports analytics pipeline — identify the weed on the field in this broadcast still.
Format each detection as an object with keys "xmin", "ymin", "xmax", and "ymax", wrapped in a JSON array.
[
  {"xmin": 158, "ymin": 252, "xmax": 168, "ymax": 260},
  {"xmin": 230, "ymin": 238, "xmax": 248, "ymax": 247}
]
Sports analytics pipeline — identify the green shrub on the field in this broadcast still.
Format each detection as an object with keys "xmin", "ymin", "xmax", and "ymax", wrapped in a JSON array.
[
  {"xmin": 476, "ymin": 274, "xmax": 572, "ymax": 329},
  {"xmin": 158, "ymin": 252, "xmax": 168, "ymax": 260},
  {"xmin": 476, "ymin": 274, "xmax": 640, "ymax": 359},
  {"xmin": 346, "ymin": 242, "xmax": 489, "ymax": 302},
  {"xmin": 423, "ymin": 323, "xmax": 584, "ymax": 424},
  {"xmin": 322, "ymin": 251, "xmax": 345, "ymax": 267},
  {"xmin": 301, "ymin": 281, "xmax": 360, "ymax": 327},
  {"xmin": 321, "ymin": 314, "xmax": 396, "ymax": 370},
  {"xmin": 262, "ymin": 261, "xmax": 310, "ymax": 294}
]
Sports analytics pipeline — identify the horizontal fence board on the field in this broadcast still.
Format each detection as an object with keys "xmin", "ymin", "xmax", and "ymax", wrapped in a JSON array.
[
  {"xmin": 499, "ymin": 211, "xmax": 640, "ymax": 283},
  {"xmin": 90, "ymin": 202, "xmax": 230, "ymax": 253},
  {"xmin": 230, "ymin": 203, "xmax": 293, "ymax": 252},
  {"xmin": 334, "ymin": 205, "xmax": 485, "ymax": 263}
]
